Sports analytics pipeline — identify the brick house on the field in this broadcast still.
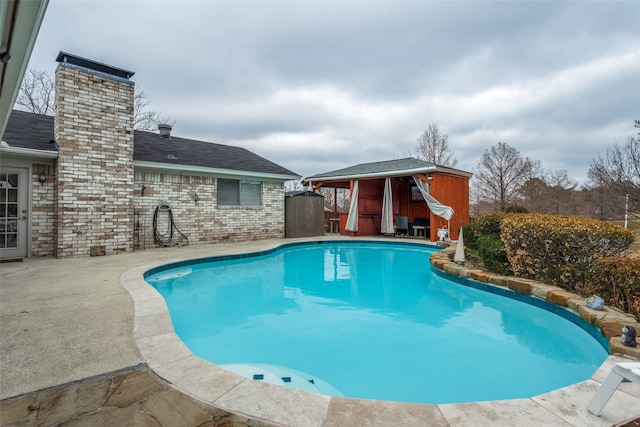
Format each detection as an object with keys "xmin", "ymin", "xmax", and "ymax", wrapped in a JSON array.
[{"xmin": 0, "ymin": 52, "xmax": 299, "ymax": 259}]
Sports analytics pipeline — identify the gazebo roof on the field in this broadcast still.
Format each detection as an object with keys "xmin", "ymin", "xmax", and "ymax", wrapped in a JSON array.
[{"xmin": 305, "ymin": 157, "xmax": 472, "ymax": 183}]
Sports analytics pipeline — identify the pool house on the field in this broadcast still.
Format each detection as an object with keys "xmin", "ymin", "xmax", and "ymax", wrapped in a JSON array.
[{"xmin": 305, "ymin": 158, "xmax": 472, "ymax": 241}]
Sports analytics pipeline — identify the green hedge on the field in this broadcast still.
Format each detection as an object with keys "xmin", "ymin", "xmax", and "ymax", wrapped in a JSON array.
[
  {"xmin": 585, "ymin": 257, "xmax": 640, "ymax": 320},
  {"xmin": 477, "ymin": 234, "xmax": 512, "ymax": 275},
  {"xmin": 463, "ymin": 213, "xmax": 638, "ymax": 317},
  {"xmin": 500, "ymin": 214, "xmax": 635, "ymax": 291},
  {"xmin": 461, "ymin": 222, "xmax": 478, "ymax": 250},
  {"xmin": 473, "ymin": 212, "xmax": 507, "ymax": 235},
  {"xmin": 463, "ymin": 213, "xmax": 511, "ymax": 274}
]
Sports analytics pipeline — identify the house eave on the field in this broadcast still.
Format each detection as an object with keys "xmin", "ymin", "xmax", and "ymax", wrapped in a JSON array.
[
  {"xmin": 0, "ymin": 145, "xmax": 58, "ymax": 160},
  {"xmin": 305, "ymin": 165, "xmax": 472, "ymax": 184},
  {"xmin": 134, "ymin": 161, "xmax": 301, "ymax": 181},
  {"xmin": 433, "ymin": 166, "xmax": 473, "ymax": 178},
  {"xmin": 306, "ymin": 166, "xmax": 438, "ymax": 183},
  {"xmin": 0, "ymin": 0, "xmax": 49, "ymax": 137}
]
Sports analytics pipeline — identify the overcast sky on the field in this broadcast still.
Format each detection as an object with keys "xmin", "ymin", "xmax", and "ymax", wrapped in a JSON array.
[{"xmin": 27, "ymin": 0, "xmax": 640, "ymax": 184}]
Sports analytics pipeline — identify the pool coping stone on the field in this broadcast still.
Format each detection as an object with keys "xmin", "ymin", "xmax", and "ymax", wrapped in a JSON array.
[{"xmin": 123, "ymin": 237, "xmax": 640, "ymax": 426}]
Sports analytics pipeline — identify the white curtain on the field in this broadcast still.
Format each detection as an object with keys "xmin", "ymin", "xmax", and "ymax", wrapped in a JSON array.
[
  {"xmin": 412, "ymin": 175, "xmax": 454, "ymax": 221},
  {"xmin": 345, "ymin": 180, "xmax": 359, "ymax": 232},
  {"xmin": 381, "ymin": 178, "xmax": 394, "ymax": 234}
]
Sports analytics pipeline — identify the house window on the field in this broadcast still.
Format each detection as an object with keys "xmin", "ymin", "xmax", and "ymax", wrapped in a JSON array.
[{"xmin": 217, "ymin": 179, "xmax": 262, "ymax": 206}]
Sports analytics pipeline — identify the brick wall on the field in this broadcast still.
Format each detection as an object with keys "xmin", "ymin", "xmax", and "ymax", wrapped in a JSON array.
[
  {"xmin": 30, "ymin": 164, "xmax": 56, "ymax": 257},
  {"xmin": 134, "ymin": 171, "xmax": 285, "ymax": 249},
  {"xmin": 54, "ymin": 64, "xmax": 135, "ymax": 257}
]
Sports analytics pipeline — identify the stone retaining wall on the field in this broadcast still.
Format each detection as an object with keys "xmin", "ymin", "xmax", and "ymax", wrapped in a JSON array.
[{"xmin": 430, "ymin": 245, "xmax": 640, "ymax": 359}]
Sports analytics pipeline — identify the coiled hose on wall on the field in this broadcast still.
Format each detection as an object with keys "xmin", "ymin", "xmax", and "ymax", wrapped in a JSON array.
[{"xmin": 152, "ymin": 201, "xmax": 189, "ymax": 247}]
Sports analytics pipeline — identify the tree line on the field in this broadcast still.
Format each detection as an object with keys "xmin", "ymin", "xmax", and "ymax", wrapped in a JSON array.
[
  {"xmin": 17, "ymin": 67, "xmax": 638, "ymax": 223},
  {"xmin": 417, "ymin": 122, "xmax": 639, "ymax": 223}
]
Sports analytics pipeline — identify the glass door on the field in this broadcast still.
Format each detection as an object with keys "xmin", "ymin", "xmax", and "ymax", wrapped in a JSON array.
[{"xmin": 0, "ymin": 167, "xmax": 29, "ymax": 259}]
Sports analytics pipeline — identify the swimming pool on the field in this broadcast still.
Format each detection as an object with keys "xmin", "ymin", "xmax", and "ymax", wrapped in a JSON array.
[{"xmin": 145, "ymin": 241, "xmax": 608, "ymax": 405}]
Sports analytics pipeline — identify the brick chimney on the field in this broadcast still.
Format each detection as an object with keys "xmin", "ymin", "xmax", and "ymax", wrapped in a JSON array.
[{"xmin": 54, "ymin": 52, "xmax": 135, "ymax": 257}]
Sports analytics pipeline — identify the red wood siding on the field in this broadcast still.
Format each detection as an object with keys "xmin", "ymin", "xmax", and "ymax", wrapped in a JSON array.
[{"xmin": 335, "ymin": 173, "xmax": 470, "ymax": 240}]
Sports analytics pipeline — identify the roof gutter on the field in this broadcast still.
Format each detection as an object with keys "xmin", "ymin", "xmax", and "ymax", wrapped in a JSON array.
[
  {"xmin": 306, "ymin": 166, "xmax": 438, "ymax": 183},
  {"xmin": 305, "ymin": 165, "xmax": 473, "ymax": 184},
  {"xmin": 0, "ymin": 145, "xmax": 58, "ymax": 159},
  {"xmin": 432, "ymin": 166, "xmax": 473, "ymax": 178},
  {"xmin": 134, "ymin": 161, "xmax": 301, "ymax": 181},
  {"xmin": 0, "ymin": 0, "xmax": 49, "ymax": 138}
]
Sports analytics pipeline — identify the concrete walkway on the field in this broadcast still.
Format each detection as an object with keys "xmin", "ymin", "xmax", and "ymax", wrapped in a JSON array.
[
  {"xmin": 1, "ymin": 237, "xmax": 639, "ymax": 426},
  {"xmin": 1, "ymin": 239, "xmax": 299, "ymax": 400}
]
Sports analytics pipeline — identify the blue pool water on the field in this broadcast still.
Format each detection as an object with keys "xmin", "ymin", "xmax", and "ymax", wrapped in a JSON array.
[{"xmin": 146, "ymin": 241, "xmax": 608, "ymax": 404}]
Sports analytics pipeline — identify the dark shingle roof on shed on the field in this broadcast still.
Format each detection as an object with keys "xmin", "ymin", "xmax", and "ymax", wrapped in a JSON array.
[
  {"xmin": 305, "ymin": 157, "xmax": 472, "ymax": 181},
  {"xmin": 2, "ymin": 110, "xmax": 299, "ymax": 178},
  {"xmin": 285, "ymin": 190, "xmax": 323, "ymax": 197},
  {"xmin": 306, "ymin": 158, "xmax": 436, "ymax": 180}
]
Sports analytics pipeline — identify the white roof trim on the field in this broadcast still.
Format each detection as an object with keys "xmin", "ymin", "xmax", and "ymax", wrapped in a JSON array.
[
  {"xmin": 134, "ymin": 161, "xmax": 301, "ymax": 181},
  {"xmin": 0, "ymin": 144, "xmax": 58, "ymax": 159},
  {"xmin": 433, "ymin": 166, "xmax": 473, "ymax": 178},
  {"xmin": 308, "ymin": 166, "xmax": 438, "ymax": 182},
  {"xmin": 0, "ymin": 0, "xmax": 49, "ymax": 137},
  {"xmin": 307, "ymin": 165, "xmax": 472, "ymax": 182}
]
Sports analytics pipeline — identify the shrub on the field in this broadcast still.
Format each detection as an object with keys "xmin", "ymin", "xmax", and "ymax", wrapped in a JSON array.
[
  {"xmin": 473, "ymin": 212, "xmax": 508, "ymax": 235},
  {"xmin": 584, "ymin": 257, "xmax": 640, "ymax": 320},
  {"xmin": 463, "ymin": 213, "xmax": 510, "ymax": 274},
  {"xmin": 505, "ymin": 205, "xmax": 529, "ymax": 213},
  {"xmin": 501, "ymin": 214, "xmax": 635, "ymax": 291},
  {"xmin": 461, "ymin": 222, "xmax": 478, "ymax": 250},
  {"xmin": 477, "ymin": 234, "xmax": 512, "ymax": 275}
]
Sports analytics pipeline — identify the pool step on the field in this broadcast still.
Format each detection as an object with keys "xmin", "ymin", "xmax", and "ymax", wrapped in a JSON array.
[{"xmin": 219, "ymin": 363, "xmax": 343, "ymax": 396}]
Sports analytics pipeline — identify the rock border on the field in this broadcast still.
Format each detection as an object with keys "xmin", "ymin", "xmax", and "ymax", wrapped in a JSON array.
[{"xmin": 430, "ymin": 244, "xmax": 640, "ymax": 359}]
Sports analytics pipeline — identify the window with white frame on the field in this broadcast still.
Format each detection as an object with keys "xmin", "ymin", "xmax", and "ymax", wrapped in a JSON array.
[{"xmin": 217, "ymin": 178, "xmax": 262, "ymax": 206}]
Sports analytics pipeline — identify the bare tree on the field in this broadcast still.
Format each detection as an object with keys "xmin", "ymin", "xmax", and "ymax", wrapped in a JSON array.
[
  {"xmin": 516, "ymin": 158, "xmax": 544, "ymax": 209},
  {"xmin": 473, "ymin": 142, "xmax": 533, "ymax": 211},
  {"xmin": 581, "ymin": 185, "xmax": 624, "ymax": 220},
  {"xmin": 519, "ymin": 177, "xmax": 548, "ymax": 212},
  {"xmin": 16, "ymin": 68, "xmax": 174, "ymax": 130},
  {"xmin": 415, "ymin": 123, "xmax": 458, "ymax": 167},
  {"xmin": 16, "ymin": 68, "xmax": 55, "ymax": 115},
  {"xmin": 588, "ymin": 121, "xmax": 640, "ymax": 208},
  {"xmin": 546, "ymin": 169, "xmax": 578, "ymax": 214},
  {"xmin": 134, "ymin": 89, "xmax": 175, "ymax": 131},
  {"xmin": 317, "ymin": 186, "xmax": 350, "ymax": 213},
  {"xmin": 284, "ymin": 180, "xmax": 304, "ymax": 192}
]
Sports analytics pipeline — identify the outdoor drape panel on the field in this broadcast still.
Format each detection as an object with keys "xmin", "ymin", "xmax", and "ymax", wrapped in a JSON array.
[
  {"xmin": 381, "ymin": 177, "xmax": 394, "ymax": 234},
  {"xmin": 412, "ymin": 175, "xmax": 455, "ymax": 221},
  {"xmin": 345, "ymin": 180, "xmax": 359, "ymax": 232}
]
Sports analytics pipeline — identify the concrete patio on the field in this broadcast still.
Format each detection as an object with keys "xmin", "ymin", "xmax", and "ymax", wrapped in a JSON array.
[{"xmin": 1, "ymin": 237, "xmax": 639, "ymax": 426}]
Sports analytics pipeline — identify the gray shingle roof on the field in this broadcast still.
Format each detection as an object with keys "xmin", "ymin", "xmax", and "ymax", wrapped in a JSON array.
[
  {"xmin": 306, "ymin": 157, "xmax": 437, "ymax": 180},
  {"xmin": 2, "ymin": 110, "xmax": 56, "ymax": 151},
  {"xmin": 134, "ymin": 130, "xmax": 298, "ymax": 177},
  {"xmin": 2, "ymin": 110, "xmax": 299, "ymax": 178}
]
